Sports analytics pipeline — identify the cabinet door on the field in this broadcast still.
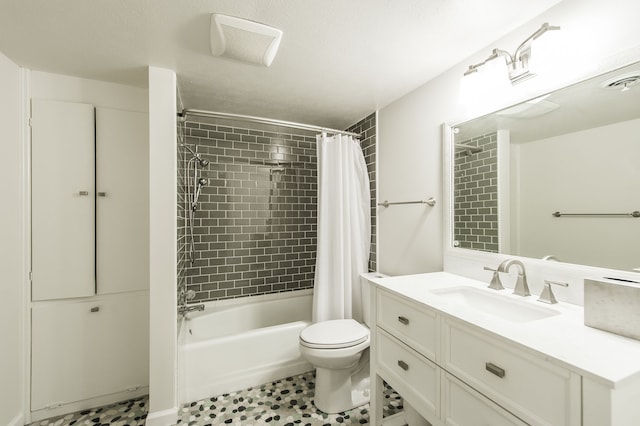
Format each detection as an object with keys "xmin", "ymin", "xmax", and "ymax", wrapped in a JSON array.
[
  {"xmin": 31, "ymin": 100, "xmax": 95, "ymax": 301},
  {"xmin": 442, "ymin": 372, "xmax": 528, "ymax": 426},
  {"xmin": 95, "ymin": 108, "xmax": 149, "ymax": 294},
  {"xmin": 31, "ymin": 294, "xmax": 149, "ymax": 410}
]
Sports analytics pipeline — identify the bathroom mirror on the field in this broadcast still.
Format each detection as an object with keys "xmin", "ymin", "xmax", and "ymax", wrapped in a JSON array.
[{"xmin": 449, "ymin": 61, "xmax": 640, "ymax": 272}]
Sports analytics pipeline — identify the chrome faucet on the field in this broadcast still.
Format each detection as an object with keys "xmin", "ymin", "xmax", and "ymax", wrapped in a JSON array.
[
  {"xmin": 178, "ymin": 304, "xmax": 205, "ymax": 316},
  {"xmin": 497, "ymin": 259, "xmax": 530, "ymax": 296}
]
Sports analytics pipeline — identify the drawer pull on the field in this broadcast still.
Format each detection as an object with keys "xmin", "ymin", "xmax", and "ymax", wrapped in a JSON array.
[
  {"xmin": 78, "ymin": 191, "xmax": 89, "ymax": 196},
  {"xmin": 90, "ymin": 306, "xmax": 100, "ymax": 313},
  {"xmin": 397, "ymin": 360, "xmax": 409, "ymax": 371},
  {"xmin": 485, "ymin": 362, "xmax": 505, "ymax": 378},
  {"xmin": 397, "ymin": 316, "xmax": 409, "ymax": 325}
]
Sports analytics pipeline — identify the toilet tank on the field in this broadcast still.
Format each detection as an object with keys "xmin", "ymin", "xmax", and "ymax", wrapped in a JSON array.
[{"xmin": 360, "ymin": 272, "xmax": 388, "ymax": 327}]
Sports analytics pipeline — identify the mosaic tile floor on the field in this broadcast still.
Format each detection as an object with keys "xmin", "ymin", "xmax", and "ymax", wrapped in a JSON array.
[
  {"xmin": 28, "ymin": 396, "xmax": 148, "ymax": 426},
  {"xmin": 176, "ymin": 371, "xmax": 403, "ymax": 425},
  {"xmin": 31, "ymin": 371, "xmax": 403, "ymax": 426}
]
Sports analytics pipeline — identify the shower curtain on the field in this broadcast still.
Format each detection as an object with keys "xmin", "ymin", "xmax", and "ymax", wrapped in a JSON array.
[{"xmin": 312, "ymin": 133, "xmax": 371, "ymax": 323}]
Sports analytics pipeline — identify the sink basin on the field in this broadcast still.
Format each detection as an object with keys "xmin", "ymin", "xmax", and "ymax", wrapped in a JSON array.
[{"xmin": 430, "ymin": 286, "xmax": 560, "ymax": 323}]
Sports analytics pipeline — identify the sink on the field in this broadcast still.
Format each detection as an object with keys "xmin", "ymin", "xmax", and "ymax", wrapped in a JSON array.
[{"xmin": 430, "ymin": 286, "xmax": 560, "ymax": 323}]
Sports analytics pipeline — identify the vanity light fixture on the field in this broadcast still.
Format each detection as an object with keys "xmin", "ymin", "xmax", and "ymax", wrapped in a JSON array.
[{"xmin": 461, "ymin": 22, "xmax": 561, "ymax": 95}]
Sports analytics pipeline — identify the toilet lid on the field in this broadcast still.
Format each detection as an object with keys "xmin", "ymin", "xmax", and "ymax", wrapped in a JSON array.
[{"xmin": 300, "ymin": 319, "xmax": 369, "ymax": 349}]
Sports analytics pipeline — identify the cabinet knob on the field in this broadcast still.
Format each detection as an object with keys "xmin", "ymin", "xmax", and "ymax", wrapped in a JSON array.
[
  {"xmin": 78, "ymin": 191, "xmax": 89, "ymax": 196},
  {"xmin": 97, "ymin": 192, "xmax": 107, "ymax": 197},
  {"xmin": 485, "ymin": 362, "xmax": 505, "ymax": 378},
  {"xmin": 397, "ymin": 316, "xmax": 409, "ymax": 325},
  {"xmin": 397, "ymin": 360, "xmax": 409, "ymax": 371},
  {"xmin": 90, "ymin": 306, "xmax": 100, "ymax": 313}
]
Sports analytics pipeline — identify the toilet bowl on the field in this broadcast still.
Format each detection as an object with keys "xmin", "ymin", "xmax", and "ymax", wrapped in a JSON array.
[
  {"xmin": 299, "ymin": 272, "xmax": 384, "ymax": 414},
  {"xmin": 299, "ymin": 319, "xmax": 371, "ymax": 413}
]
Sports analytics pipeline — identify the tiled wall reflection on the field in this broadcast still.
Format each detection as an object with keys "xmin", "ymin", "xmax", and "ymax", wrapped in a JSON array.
[
  {"xmin": 453, "ymin": 133, "xmax": 498, "ymax": 252},
  {"xmin": 346, "ymin": 113, "xmax": 377, "ymax": 272}
]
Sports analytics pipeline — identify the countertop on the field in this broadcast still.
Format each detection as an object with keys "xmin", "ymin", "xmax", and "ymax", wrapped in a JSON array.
[{"xmin": 370, "ymin": 271, "xmax": 640, "ymax": 388}]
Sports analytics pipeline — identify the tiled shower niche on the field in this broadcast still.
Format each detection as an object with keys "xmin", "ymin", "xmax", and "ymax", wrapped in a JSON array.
[{"xmin": 453, "ymin": 132, "xmax": 498, "ymax": 252}]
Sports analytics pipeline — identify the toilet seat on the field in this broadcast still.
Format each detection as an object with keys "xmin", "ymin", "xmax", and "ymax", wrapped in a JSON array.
[{"xmin": 300, "ymin": 319, "xmax": 369, "ymax": 349}]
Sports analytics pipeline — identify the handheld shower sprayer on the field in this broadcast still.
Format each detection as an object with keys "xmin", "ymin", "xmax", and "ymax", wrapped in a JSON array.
[
  {"xmin": 182, "ymin": 143, "xmax": 210, "ymax": 264},
  {"xmin": 192, "ymin": 178, "xmax": 208, "ymax": 211}
]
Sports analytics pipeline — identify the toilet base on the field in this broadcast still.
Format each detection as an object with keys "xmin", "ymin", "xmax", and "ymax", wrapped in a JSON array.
[{"xmin": 313, "ymin": 355, "xmax": 370, "ymax": 414}]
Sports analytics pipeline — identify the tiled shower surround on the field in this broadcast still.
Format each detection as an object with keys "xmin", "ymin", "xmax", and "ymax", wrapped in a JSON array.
[
  {"xmin": 347, "ymin": 112, "xmax": 377, "ymax": 273},
  {"xmin": 453, "ymin": 132, "xmax": 498, "ymax": 252},
  {"xmin": 178, "ymin": 113, "xmax": 377, "ymax": 303}
]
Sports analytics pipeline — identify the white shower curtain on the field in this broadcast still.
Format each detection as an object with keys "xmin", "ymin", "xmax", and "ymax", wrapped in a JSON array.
[{"xmin": 312, "ymin": 133, "xmax": 371, "ymax": 323}]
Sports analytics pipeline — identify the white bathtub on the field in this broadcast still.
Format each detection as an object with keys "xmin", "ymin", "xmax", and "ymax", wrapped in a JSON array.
[{"xmin": 178, "ymin": 290, "xmax": 313, "ymax": 403}]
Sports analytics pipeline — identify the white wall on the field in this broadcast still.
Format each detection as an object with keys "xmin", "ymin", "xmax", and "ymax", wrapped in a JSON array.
[
  {"xmin": 31, "ymin": 71, "xmax": 148, "ymax": 112},
  {"xmin": 378, "ymin": 0, "xmax": 640, "ymax": 276},
  {"xmin": 0, "ymin": 51, "xmax": 26, "ymax": 426},
  {"xmin": 513, "ymin": 118, "xmax": 640, "ymax": 270},
  {"xmin": 147, "ymin": 66, "xmax": 178, "ymax": 426}
]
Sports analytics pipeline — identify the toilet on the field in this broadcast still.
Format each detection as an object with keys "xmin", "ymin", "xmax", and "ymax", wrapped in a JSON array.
[{"xmin": 298, "ymin": 272, "xmax": 380, "ymax": 414}]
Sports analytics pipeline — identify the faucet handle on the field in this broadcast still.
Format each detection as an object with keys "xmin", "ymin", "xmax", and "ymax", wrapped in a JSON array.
[
  {"xmin": 538, "ymin": 280, "xmax": 569, "ymax": 304},
  {"xmin": 484, "ymin": 266, "xmax": 504, "ymax": 290}
]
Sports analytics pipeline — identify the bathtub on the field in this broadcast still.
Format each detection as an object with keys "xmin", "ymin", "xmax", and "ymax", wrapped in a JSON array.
[{"xmin": 178, "ymin": 290, "xmax": 313, "ymax": 403}]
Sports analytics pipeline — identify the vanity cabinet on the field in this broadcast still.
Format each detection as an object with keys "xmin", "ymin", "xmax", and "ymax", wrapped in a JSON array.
[
  {"xmin": 442, "ymin": 373, "xmax": 527, "ymax": 426},
  {"xmin": 442, "ymin": 318, "xmax": 580, "ymax": 426},
  {"xmin": 373, "ymin": 288, "xmax": 581, "ymax": 426}
]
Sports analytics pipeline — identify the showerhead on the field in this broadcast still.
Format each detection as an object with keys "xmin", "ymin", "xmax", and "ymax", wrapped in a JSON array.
[{"xmin": 182, "ymin": 144, "xmax": 209, "ymax": 167}]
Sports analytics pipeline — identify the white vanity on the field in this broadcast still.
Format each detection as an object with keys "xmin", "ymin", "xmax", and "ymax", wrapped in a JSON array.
[{"xmin": 368, "ymin": 272, "xmax": 640, "ymax": 426}]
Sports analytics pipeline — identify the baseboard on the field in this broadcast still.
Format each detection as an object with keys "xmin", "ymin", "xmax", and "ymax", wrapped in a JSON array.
[
  {"xmin": 146, "ymin": 406, "xmax": 179, "ymax": 426},
  {"xmin": 30, "ymin": 387, "xmax": 148, "ymax": 423},
  {"xmin": 7, "ymin": 412, "xmax": 24, "ymax": 426}
]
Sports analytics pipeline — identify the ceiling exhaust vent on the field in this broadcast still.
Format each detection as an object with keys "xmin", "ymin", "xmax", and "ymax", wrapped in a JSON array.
[
  {"xmin": 600, "ymin": 71, "xmax": 640, "ymax": 91},
  {"xmin": 210, "ymin": 14, "xmax": 283, "ymax": 67}
]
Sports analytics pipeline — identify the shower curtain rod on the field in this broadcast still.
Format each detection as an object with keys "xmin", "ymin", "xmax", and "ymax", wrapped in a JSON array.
[{"xmin": 178, "ymin": 109, "xmax": 361, "ymax": 138}]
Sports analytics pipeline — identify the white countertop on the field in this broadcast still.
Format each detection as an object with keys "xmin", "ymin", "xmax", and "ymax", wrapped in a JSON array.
[{"xmin": 370, "ymin": 271, "xmax": 640, "ymax": 388}]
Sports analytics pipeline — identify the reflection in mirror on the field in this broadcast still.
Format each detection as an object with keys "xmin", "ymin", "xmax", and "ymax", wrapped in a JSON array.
[{"xmin": 452, "ymin": 61, "xmax": 640, "ymax": 272}]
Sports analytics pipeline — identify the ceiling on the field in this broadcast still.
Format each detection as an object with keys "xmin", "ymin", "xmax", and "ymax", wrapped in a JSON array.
[{"xmin": 0, "ymin": 0, "xmax": 561, "ymax": 129}]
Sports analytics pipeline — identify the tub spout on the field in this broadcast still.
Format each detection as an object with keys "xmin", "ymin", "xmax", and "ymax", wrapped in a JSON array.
[{"xmin": 178, "ymin": 304, "xmax": 205, "ymax": 316}]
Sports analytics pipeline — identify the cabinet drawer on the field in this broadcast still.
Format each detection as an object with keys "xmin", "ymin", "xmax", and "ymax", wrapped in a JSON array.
[
  {"xmin": 443, "ymin": 372, "xmax": 527, "ymax": 426},
  {"xmin": 377, "ymin": 289, "xmax": 437, "ymax": 360},
  {"xmin": 376, "ymin": 328, "xmax": 439, "ymax": 421},
  {"xmin": 443, "ymin": 319, "xmax": 580, "ymax": 426}
]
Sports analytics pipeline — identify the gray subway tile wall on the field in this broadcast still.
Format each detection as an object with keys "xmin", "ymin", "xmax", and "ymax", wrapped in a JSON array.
[
  {"xmin": 177, "ymin": 113, "xmax": 377, "ymax": 303},
  {"xmin": 177, "ymin": 116, "xmax": 188, "ymax": 297},
  {"xmin": 346, "ymin": 112, "xmax": 377, "ymax": 272},
  {"xmin": 453, "ymin": 133, "xmax": 499, "ymax": 252}
]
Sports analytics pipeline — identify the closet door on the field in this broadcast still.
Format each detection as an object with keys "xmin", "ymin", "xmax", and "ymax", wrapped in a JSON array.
[
  {"xmin": 31, "ymin": 100, "xmax": 95, "ymax": 300},
  {"xmin": 95, "ymin": 108, "xmax": 149, "ymax": 294}
]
